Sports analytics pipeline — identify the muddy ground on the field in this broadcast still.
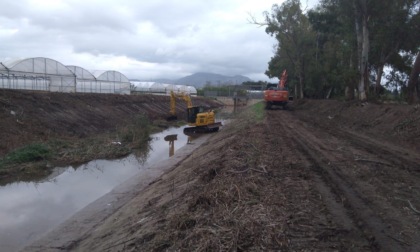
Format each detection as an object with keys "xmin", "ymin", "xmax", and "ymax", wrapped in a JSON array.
[{"xmin": 25, "ymin": 98, "xmax": 420, "ymax": 251}]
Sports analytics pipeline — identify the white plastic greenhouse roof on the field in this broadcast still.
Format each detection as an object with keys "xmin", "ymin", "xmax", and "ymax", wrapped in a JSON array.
[
  {"xmin": 3, "ymin": 57, "xmax": 75, "ymax": 76},
  {"xmin": 66, "ymin": 65, "xmax": 96, "ymax": 80},
  {"xmin": 149, "ymin": 82, "xmax": 165, "ymax": 91},
  {"xmin": 129, "ymin": 82, "xmax": 197, "ymax": 94},
  {"xmin": 162, "ymin": 83, "xmax": 175, "ymax": 91},
  {"xmin": 186, "ymin": 86, "xmax": 197, "ymax": 93},
  {"xmin": 91, "ymin": 70, "xmax": 130, "ymax": 83},
  {"xmin": 131, "ymin": 81, "xmax": 156, "ymax": 88},
  {"xmin": 0, "ymin": 62, "xmax": 7, "ymax": 71},
  {"xmin": 131, "ymin": 81, "xmax": 166, "ymax": 91},
  {"xmin": 175, "ymin": 85, "xmax": 187, "ymax": 92}
]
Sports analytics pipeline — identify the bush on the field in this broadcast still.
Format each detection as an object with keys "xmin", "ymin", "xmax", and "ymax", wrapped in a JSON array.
[
  {"xmin": 117, "ymin": 115, "xmax": 152, "ymax": 148},
  {"xmin": 2, "ymin": 143, "xmax": 51, "ymax": 164}
]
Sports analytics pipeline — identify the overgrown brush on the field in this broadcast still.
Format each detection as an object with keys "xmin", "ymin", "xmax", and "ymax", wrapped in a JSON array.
[
  {"xmin": 0, "ymin": 143, "xmax": 50, "ymax": 168},
  {"xmin": 117, "ymin": 114, "xmax": 152, "ymax": 148}
]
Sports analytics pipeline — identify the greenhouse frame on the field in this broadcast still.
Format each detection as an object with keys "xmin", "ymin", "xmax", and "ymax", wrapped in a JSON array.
[
  {"xmin": 0, "ymin": 57, "xmax": 76, "ymax": 92},
  {"xmin": 91, "ymin": 70, "xmax": 131, "ymax": 94},
  {"xmin": 1, "ymin": 57, "xmax": 198, "ymax": 96},
  {"xmin": 0, "ymin": 57, "xmax": 131, "ymax": 94}
]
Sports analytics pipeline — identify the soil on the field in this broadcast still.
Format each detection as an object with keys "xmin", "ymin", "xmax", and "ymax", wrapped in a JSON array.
[
  {"xmin": 0, "ymin": 90, "xmax": 420, "ymax": 251},
  {"xmin": 5, "ymin": 90, "xmax": 420, "ymax": 251}
]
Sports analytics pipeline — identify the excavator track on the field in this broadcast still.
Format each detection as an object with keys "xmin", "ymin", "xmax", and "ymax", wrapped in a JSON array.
[{"xmin": 183, "ymin": 122, "xmax": 222, "ymax": 135}]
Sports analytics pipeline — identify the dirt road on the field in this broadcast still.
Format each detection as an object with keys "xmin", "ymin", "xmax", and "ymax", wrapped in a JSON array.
[
  {"xmin": 274, "ymin": 108, "xmax": 420, "ymax": 251},
  {"xmin": 24, "ymin": 100, "xmax": 420, "ymax": 251}
]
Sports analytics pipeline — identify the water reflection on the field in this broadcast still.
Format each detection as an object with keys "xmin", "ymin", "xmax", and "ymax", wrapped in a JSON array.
[
  {"xmin": 164, "ymin": 134, "xmax": 178, "ymax": 157},
  {"xmin": 0, "ymin": 126, "xmax": 191, "ymax": 252},
  {"xmin": 187, "ymin": 134, "xmax": 200, "ymax": 144}
]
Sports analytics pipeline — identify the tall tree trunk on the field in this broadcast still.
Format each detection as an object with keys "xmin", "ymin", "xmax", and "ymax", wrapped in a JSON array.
[
  {"xmin": 375, "ymin": 64, "xmax": 384, "ymax": 95},
  {"xmin": 346, "ymin": 50, "xmax": 356, "ymax": 100},
  {"xmin": 407, "ymin": 53, "xmax": 420, "ymax": 104},
  {"xmin": 360, "ymin": 3, "xmax": 369, "ymax": 101},
  {"xmin": 345, "ymin": 86, "xmax": 355, "ymax": 100},
  {"xmin": 354, "ymin": 0, "xmax": 369, "ymax": 101},
  {"xmin": 298, "ymin": 73, "xmax": 304, "ymax": 98}
]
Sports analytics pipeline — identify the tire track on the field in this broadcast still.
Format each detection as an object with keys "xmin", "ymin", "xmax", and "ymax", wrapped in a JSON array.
[{"xmin": 268, "ymin": 110, "xmax": 416, "ymax": 251}]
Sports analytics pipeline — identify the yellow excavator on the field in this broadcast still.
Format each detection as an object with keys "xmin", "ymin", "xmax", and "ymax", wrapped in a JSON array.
[{"xmin": 168, "ymin": 91, "xmax": 222, "ymax": 135}]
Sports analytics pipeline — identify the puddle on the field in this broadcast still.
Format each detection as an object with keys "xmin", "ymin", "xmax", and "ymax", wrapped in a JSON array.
[{"xmin": 0, "ymin": 126, "xmax": 192, "ymax": 252}]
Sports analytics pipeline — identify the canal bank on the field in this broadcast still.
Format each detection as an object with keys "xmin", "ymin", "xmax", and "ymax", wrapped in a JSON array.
[
  {"xmin": 22, "ymin": 132, "xmax": 214, "ymax": 251},
  {"xmin": 1, "ymin": 126, "xmax": 200, "ymax": 251},
  {"xmin": 0, "ymin": 90, "xmax": 223, "ymax": 184}
]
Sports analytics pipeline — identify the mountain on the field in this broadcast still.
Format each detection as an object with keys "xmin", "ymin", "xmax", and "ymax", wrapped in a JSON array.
[
  {"xmin": 174, "ymin": 72, "xmax": 252, "ymax": 88},
  {"xmin": 132, "ymin": 72, "xmax": 252, "ymax": 88}
]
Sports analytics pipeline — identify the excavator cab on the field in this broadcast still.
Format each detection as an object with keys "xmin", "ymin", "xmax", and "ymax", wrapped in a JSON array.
[
  {"xmin": 186, "ymin": 106, "xmax": 203, "ymax": 124},
  {"xmin": 187, "ymin": 106, "xmax": 216, "ymax": 127}
]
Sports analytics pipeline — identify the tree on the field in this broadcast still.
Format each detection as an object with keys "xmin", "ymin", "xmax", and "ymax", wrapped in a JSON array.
[
  {"xmin": 308, "ymin": 1, "xmax": 358, "ymax": 99},
  {"xmin": 257, "ymin": 0, "xmax": 419, "ymax": 101},
  {"xmin": 369, "ymin": 0, "xmax": 420, "ymax": 96},
  {"xmin": 352, "ymin": 0, "xmax": 370, "ymax": 101},
  {"xmin": 407, "ymin": 52, "xmax": 420, "ymax": 103},
  {"xmin": 262, "ymin": 0, "xmax": 316, "ymax": 99}
]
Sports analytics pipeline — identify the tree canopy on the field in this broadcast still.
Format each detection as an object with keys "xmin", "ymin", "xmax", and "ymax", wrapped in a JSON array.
[{"xmin": 259, "ymin": 0, "xmax": 420, "ymax": 102}]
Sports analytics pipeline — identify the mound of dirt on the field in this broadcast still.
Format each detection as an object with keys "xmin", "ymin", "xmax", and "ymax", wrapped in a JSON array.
[{"xmin": 28, "ymin": 99, "xmax": 419, "ymax": 251}]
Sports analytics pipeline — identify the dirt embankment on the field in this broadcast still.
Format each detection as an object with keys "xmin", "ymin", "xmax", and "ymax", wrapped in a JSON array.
[
  {"xmin": 0, "ymin": 90, "xmax": 223, "ymax": 183},
  {"xmin": 0, "ymin": 90, "xmax": 221, "ymax": 155},
  {"xmin": 25, "ymin": 99, "xmax": 420, "ymax": 251}
]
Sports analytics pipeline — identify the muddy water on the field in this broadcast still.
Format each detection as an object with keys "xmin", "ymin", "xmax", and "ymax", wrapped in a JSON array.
[{"xmin": 0, "ymin": 126, "xmax": 191, "ymax": 252}]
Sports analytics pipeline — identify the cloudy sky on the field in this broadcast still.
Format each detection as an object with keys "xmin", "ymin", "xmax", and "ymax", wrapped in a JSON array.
[{"xmin": 0, "ymin": 0, "xmax": 318, "ymax": 82}]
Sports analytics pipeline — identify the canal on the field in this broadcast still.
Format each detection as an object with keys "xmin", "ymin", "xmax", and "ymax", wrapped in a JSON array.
[{"xmin": 0, "ymin": 126, "xmax": 191, "ymax": 252}]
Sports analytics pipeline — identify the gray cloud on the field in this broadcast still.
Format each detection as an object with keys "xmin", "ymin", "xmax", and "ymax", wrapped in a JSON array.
[{"xmin": 0, "ymin": 0, "xmax": 319, "ymax": 82}]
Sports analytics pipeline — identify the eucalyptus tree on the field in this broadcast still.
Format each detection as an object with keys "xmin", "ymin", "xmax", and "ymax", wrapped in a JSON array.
[
  {"xmin": 262, "ymin": 0, "xmax": 316, "ymax": 99},
  {"xmin": 369, "ymin": 0, "xmax": 420, "ymax": 96},
  {"xmin": 407, "ymin": 52, "xmax": 420, "ymax": 103},
  {"xmin": 397, "ymin": 0, "xmax": 420, "ymax": 103},
  {"xmin": 308, "ymin": 1, "xmax": 358, "ymax": 99}
]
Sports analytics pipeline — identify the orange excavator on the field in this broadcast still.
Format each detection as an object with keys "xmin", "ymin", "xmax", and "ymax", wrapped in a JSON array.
[
  {"xmin": 168, "ymin": 91, "xmax": 222, "ymax": 135},
  {"xmin": 264, "ymin": 69, "xmax": 289, "ymax": 110}
]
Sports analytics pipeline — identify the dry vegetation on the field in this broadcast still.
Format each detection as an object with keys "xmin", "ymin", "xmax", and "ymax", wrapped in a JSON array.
[
  {"xmin": 12, "ymin": 94, "xmax": 420, "ymax": 251},
  {"xmin": 68, "ymin": 100, "xmax": 420, "ymax": 252}
]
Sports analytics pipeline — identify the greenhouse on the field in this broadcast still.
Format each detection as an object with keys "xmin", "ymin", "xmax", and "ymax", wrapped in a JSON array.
[
  {"xmin": 91, "ymin": 70, "xmax": 131, "ymax": 94},
  {"xmin": 0, "ymin": 57, "xmax": 132, "ymax": 94},
  {"xmin": 131, "ymin": 82, "xmax": 197, "ymax": 96},
  {"xmin": 0, "ymin": 57, "xmax": 76, "ymax": 92},
  {"xmin": 66, "ymin": 65, "xmax": 97, "ymax": 93},
  {"xmin": 131, "ymin": 81, "xmax": 166, "ymax": 94},
  {"xmin": 1, "ymin": 57, "xmax": 198, "ymax": 96},
  {"xmin": 186, "ymin": 85, "xmax": 198, "ymax": 96}
]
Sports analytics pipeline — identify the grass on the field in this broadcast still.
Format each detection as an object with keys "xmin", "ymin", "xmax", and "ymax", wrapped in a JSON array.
[
  {"xmin": 0, "ymin": 115, "xmax": 156, "ymax": 183},
  {"xmin": 0, "ymin": 143, "xmax": 51, "ymax": 167},
  {"xmin": 251, "ymin": 102, "xmax": 265, "ymax": 122}
]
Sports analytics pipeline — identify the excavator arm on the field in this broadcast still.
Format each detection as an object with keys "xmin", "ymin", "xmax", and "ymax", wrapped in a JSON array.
[
  {"xmin": 279, "ymin": 69, "xmax": 288, "ymax": 89},
  {"xmin": 168, "ymin": 90, "xmax": 193, "ymax": 120}
]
